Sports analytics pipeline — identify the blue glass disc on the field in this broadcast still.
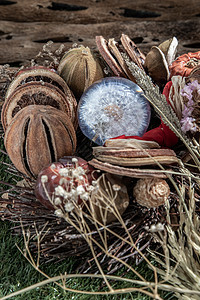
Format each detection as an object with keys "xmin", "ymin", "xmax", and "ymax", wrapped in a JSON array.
[{"xmin": 78, "ymin": 77, "xmax": 151, "ymax": 145}]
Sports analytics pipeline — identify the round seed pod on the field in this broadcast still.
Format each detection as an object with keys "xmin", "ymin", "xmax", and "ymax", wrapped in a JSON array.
[
  {"xmin": 133, "ymin": 178, "xmax": 170, "ymax": 208},
  {"xmin": 90, "ymin": 173, "xmax": 129, "ymax": 225},
  {"xmin": 58, "ymin": 46, "xmax": 104, "ymax": 99},
  {"xmin": 1, "ymin": 81, "xmax": 77, "ymax": 131},
  {"xmin": 4, "ymin": 105, "xmax": 77, "ymax": 178}
]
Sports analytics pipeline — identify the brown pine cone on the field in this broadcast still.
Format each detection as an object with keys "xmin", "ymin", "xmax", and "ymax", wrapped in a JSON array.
[{"xmin": 133, "ymin": 178, "xmax": 170, "ymax": 208}]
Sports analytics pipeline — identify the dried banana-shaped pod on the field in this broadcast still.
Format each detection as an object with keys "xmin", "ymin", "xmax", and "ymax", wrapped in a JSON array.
[
  {"xmin": 120, "ymin": 34, "xmax": 145, "ymax": 70},
  {"xmin": 90, "ymin": 173, "xmax": 129, "ymax": 224}
]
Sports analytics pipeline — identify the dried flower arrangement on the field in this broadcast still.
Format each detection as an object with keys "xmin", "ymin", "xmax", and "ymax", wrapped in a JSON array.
[{"xmin": 1, "ymin": 35, "xmax": 200, "ymax": 299}]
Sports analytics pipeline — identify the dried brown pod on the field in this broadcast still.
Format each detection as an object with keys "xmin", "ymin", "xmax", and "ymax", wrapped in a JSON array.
[
  {"xmin": 90, "ymin": 173, "xmax": 129, "ymax": 224},
  {"xmin": 5, "ymin": 66, "xmax": 76, "ymax": 105},
  {"xmin": 96, "ymin": 35, "xmax": 145, "ymax": 82},
  {"xmin": 158, "ymin": 37, "xmax": 178, "ymax": 66},
  {"xmin": 93, "ymin": 154, "xmax": 178, "ymax": 166},
  {"xmin": 120, "ymin": 34, "xmax": 146, "ymax": 70},
  {"xmin": 96, "ymin": 35, "xmax": 124, "ymax": 77},
  {"xmin": 104, "ymin": 138, "xmax": 160, "ymax": 149},
  {"xmin": 58, "ymin": 45, "xmax": 104, "ymax": 99},
  {"xmin": 133, "ymin": 178, "xmax": 170, "ymax": 208},
  {"xmin": 4, "ymin": 105, "xmax": 77, "ymax": 178},
  {"xmin": 93, "ymin": 147, "xmax": 176, "ymax": 158},
  {"xmin": 144, "ymin": 46, "xmax": 170, "ymax": 85},
  {"xmin": 107, "ymin": 38, "xmax": 135, "ymax": 81},
  {"xmin": 1, "ymin": 82, "xmax": 77, "ymax": 131},
  {"xmin": 89, "ymin": 158, "xmax": 168, "ymax": 179}
]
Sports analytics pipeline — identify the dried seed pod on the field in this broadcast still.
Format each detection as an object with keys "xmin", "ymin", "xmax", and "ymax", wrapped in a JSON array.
[
  {"xmin": 58, "ymin": 45, "xmax": 104, "ymax": 99},
  {"xmin": 133, "ymin": 178, "xmax": 170, "ymax": 208},
  {"xmin": 4, "ymin": 105, "xmax": 77, "ymax": 178},
  {"xmin": 89, "ymin": 158, "xmax": 169, "ymax": 178},
  {"xmin": 158, "ymin": 37, "xmax": 178, "ymax": 66},
  {"xmin": 90, "ymin": 173, "xmax": 129, "ymax": 224},
  {"xmin": 5, "ymin": 66, "xmax": 76, "ymax": 104},
  {"xmin": 144, "ymin": 46, "xmax": 169, "ymax": 85},
  {"xmin": 1, "ymin": 82, "xmax": 77, "ymax": 131},
  {"xmin": 120, "ymin": 34, "xmax": 146, "ymax": 69}
]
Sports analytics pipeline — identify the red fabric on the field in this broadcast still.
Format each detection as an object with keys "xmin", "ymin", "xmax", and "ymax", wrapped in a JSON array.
[{"xmin": 111, "ymin": 81, "xmax": 179, "ymax": 148}]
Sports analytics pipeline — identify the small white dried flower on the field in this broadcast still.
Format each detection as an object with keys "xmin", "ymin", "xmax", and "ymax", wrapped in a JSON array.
[
  {"xmin": 149, "ymin": 224, "xmax": 157, "ymax": 233},
  {"xmin": 92, "ymin": 180, "xmax": 98, "ymax": 186},
  {"xmin": 76, "ymin": 185, "xmax": 85, "ymax": 195},
  {"xmin": 54, "ymin": 209, "xmax": 64, "ymax": 218},
  {"xmin": 80, "ymin": 192, "xmax": 89, "ymax": 201},
  {"xmin": 59, "ymin": 177, "xmax": 69, "ymax": 186},
  {"xmin": 72, "ymin": 157, "xmax": 78, "ymax": 163},
  {"xmin": 72, "ymin": 169, "xmax": 80, "ymax": 178},
  {"xmin": 41, "ymin": 175, "xmax": 48, "ymax": 183},
  {"xmin": 64, "ymin": 202, "xmax": 74, "ymax": 212},
  {"xmin": 58, "ymin": 168, "xmax": 69, "ymax": 177},
  {"xmin": 54, "ymin": 197, "xmax": 62, "ymax": 206},
  {"xmin": 112, "ymin": 184, "xmax": 121, "ymax": 191},
  {"xmin": 55, "ymin": 185, "xmax": 68, "ymax": 198},
  {"xmin": 50, "ymin": 163, "xmax": 56, "ymax": 170},
  {"xmin": 87, "ymin": 185, "xmax": 95, "ymax": 192},
  {"xmin": 156, "ymin": 223, "xmax": 164, "ymax": 231},
  {"xmin": 77, "ymin": 166, "xmax": 85, "ymax": 175}
]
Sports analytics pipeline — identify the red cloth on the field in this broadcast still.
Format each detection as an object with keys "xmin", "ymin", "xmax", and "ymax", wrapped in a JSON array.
[{"xmin": 111, "ymin": 81, "xmax": 179, "ymax": 148}]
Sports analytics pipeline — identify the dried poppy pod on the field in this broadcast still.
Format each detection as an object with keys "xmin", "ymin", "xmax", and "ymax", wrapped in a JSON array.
[
  {"xmin": 1, "ymin": 81, "xmax": 77, "ymax": 131},
  {"xmin": 57, "ymin": 45, "xmax": 104, "ymax": 99},
  {"xmin": 4, "ymin": 105, "xmax": 77, "ymax": 178},
  {"xmin": 133, "ymin": 178, "xmax": 170, "ymax": 208},
  {"xmin": 90, "ymin": 173, "xmax": 129, "ymax": 225},
  {"xmin": 169, "ymin": 51, "xmax": 200, "ymax": 78}
]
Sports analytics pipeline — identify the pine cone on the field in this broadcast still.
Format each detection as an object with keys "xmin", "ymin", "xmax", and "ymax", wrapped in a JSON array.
[{"xmin": 133, "ymin": 178, "xmax": 170, "ymax": 208}]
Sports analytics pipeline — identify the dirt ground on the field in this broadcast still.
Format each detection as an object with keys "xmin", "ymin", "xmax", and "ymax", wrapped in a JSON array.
[{"xmin": 0, "ymin": 0, "xmax": 199, "ymax": 66}]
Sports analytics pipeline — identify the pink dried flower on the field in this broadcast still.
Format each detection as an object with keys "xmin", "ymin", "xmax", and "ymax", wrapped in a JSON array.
[
  {"xmin": 180, "ymin": 80, "xmax": 200, "ymax": 133},
  {"xmin": 180, "ymin": 116, "xmax": 197, "ymax": 133}
]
